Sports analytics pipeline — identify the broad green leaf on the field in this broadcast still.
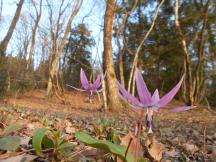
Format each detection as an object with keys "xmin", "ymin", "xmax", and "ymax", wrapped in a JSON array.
[
  {"xmin": 106, "ymin": 131, "xmax": 120, "ymax": 144},
  {"xmin": 32, "ymin": 128, "xmax": 49, "ymax": 157},
  {"xmin": 0, "ymin": 136, "xmax": 20, "ymax": 151},
  {"xmin": 58, "ymin": 142, "xmax": 74, "ymax": 150},
  {"xmin": 138, "ymin": 157, "xmax": 148, "ymax": 162},
  {"xmin": 75, "ymin": 132, "xmax": 134, "ymax": 162},
  {"xmin": 1, "ymin": 124, "xmax": 24, "ymax": 136},
  {"xmin": 42, "ymin": 135, "xmax": 54, "ymax": 148}
]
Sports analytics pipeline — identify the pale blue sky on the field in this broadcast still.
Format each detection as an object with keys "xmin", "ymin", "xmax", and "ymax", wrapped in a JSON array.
[
  {"xmin": 0, "ymin": 0, "xmax": 158, "ymax": 69},
  {"xmin": 0, "ymin": 0, "xmax": 105, "ymax": 67}
]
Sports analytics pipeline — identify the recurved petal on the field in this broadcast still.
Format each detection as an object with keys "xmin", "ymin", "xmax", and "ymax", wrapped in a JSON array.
[
  {"xmin": 156, "ymin": 75, "xmax": 185, "ymax": 108},
  {"xmin": 169, "ymin": 106, "xmax": 197, "ymax": 112},
  {"xmin": 80, "ymin": 68, "xmax": 90, "ymax": 90},
  {"xmin": 118, "ymin": 93, "xmax": 141, "ymax": 110},
  {"xmin": 135, "ymin": 69, "xmax": 152, "ymax": 104},
  {"xmin": 91, "ymin": 74, "xmax": 102, "ymax": 91},
  {"xmin": 66, "ymin": 84, "xmax": 87, "ymax": 92},
  {"xmin": 116, "ymin": 80, "xmax": 144, "ymax": 107},
  {"xmin": 151, "ymin": 89, "xmax": 160, "ymax": 105}
]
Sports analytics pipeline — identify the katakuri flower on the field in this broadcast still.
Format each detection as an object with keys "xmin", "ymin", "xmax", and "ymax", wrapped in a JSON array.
[
  {"xmin": 117, "ymin": 69, "xmax": 196, "ymax": 133},
  {"xmin": 67, "ymin": 68, "xmax": 104, "ymax": 102}
]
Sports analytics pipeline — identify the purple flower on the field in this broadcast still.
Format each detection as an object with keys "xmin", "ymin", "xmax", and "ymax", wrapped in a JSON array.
[
  {"xmin": 79, "ymin": 68, "xmax": 103, "ymax": 93},
  {"xmin": 67, "ymin": 68, "xmax": 104, "ymax": 102},
  {"xmin": 117, "ymin": 69, "xmax": 196, "ymax": 133}
]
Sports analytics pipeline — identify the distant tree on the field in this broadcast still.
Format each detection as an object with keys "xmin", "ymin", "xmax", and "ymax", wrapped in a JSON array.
[
  {"xmin": 45, "ymin": 0, "xmax": 83, "ymax": 99},
  {"xmin": 0, "ymin": 0, "xmax": 25, "ymax": 56},
  {"xmin": 0, "ymin": 0, "xmax": 25, "ymax": 97},
  {"xmin": 115, "ymin": 0, "xmax": 216, "ymax": 107},
  {"xmin": 114, "ymin": 0, "xmax": 164, "ymax": 95},
  {"xmin": 63, "ymin": 23, "xmax": 95, "ymax": 87},
  {"xmin": 27, "ymin": 0, "xmax": 42, "ymax": 70},
  {"xmin": 175, "ymin": 0, "xmax": 212, "ymax": 105}
]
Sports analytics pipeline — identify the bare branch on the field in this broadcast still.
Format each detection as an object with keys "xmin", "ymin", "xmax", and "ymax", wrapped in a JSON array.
[{"xmin": 127, "ymin": 0, "xmax": 165, "ymax": 92}]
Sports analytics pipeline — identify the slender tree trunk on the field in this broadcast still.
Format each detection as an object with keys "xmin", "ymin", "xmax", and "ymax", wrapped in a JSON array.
[
  {"xmin": 102, "ymin": 79, "xmax": 108, "ymax": 111},
  {"xmin": 127, "ymin": 0, "xmax": 164, "ymax": 93},
  {"xmin": 175, "ymin": 0, "xmax": 210, "ymax": 105},
  {"xmin": 47, "ymin": 74, "xmax": 53, "ymax": 98},
  {"xmin": 103, "ymin": 0, "xmax": 121, "ymax": 110},
  {"xmin": 27, "ymin": 0, "xmax": 42, "ymax": 70},
  {"xmin": 114, "ymin": 0, "xmax": 139, "ymax": 90},
  {"xmin": 46, "ymin": 0, "xmax": 82, "ymax": 98},
  {"xmin": 194, "ymin": 0, "xmax": 210, "ymax": 103},
  {"xmin": 118, "ymin": 51, "xmax": 125, "ymax": 87},
  {"xmin": 175, "ymin": 0, "xmax": 194, "ymax": 105},
  {"xmin": 115, "ymin": 28, "xmax": 125, "ymax": 87},
  {"xmin": 182, "ymin": 59, "xmax": 187, "ymax": 102},
  {"xmin": 132, "ymin": 73, "xmax": 136, "ymax": 95},
  {"xmin": 0, "ymin": 0, "xmax": 24, "ymax": 56}
]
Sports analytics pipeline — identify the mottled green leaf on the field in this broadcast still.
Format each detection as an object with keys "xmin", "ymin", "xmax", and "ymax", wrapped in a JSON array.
[
  {"xmin": 32, "ymin": 128, "xmax": 49, "ymax": 157},
  {"xmin": 42, "ymin": 135, "xmax": 54, "ymax": 148},
  {"xmin": 58, "ymin": 142, "xmax": 74, "ymax": 150},
  {"xmin": 1, "ymin": 124, "xmax": 24, "ymax": 136},
  {"xmin": 0, "ymin": 136, "xmax": 20, "ymax": 151},
  {"xmin": 75, "ymin": 132, "xmax": 134, "ymax": 162}
]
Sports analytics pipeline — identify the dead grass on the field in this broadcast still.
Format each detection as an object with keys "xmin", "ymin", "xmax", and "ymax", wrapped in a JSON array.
[
  {"xmin": 2, "ymin": 89, "xmax": 216, "ymax": 128},
  {"xmin": 4, "ymin": 89, "xmax": 104, "ymax": 118}
]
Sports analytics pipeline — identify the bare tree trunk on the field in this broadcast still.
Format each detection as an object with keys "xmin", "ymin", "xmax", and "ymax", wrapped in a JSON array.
[
  {"xmin": 132, "ymin": 73, "xmax": 136, "ymax": 95},
  {"xmin": 127, "ymin": 0, "xmax": 164, "ymax": 93},
  {"xmin": 115, "ymin": 27, "xmax": 125, "ymax": 87},
  {"xmin": 175, "ymin": 0, "xmax": 209, "ymax": 105},
  {"xmin": 194, "ymin": 0, "xmax": 210, "ymax": 103},
  {"xmin": 114, "ymin": 0, "xmax": 139, "ymax": 88},
  {"xmin": 46, "ymin": 0, "xmax": 83, "ymax": 98},
  {"xmin": 0, "ymin": 0, "xmax": 24, "ymax": 56},
  {"xmin": 102, "ymin": 79, "xmax": 108, "ymax": 111},
  {"xmin": 46, "ymin": 74, "xmax": 53, "ymax": 98},
  {"xmin": 182, "ymin": 59, "xmax": 187, "ymax": 102},
  {"xmin": 175, "ymin": 0, "xmax": 194, "ymax": 105},
  {"xmin": 103, "ymin": 0, "xmax": 122, "ymax": 110},
  {"xmin": 27, "ymin": 0, "xmax": 42, "ymax": 70},
  {"xmin": 118, "ymin": 51, "xmax": 125, "ymax": 87}
]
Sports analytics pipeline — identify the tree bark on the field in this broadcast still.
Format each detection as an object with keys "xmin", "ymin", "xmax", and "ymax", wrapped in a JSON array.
[
  {"xmin": 175, "ymin": 0, "xmax": 210, "ymax": 105},
  {"xmin": 103, "ymin": 0, "xmax": 122, "ymax": 110},
  {"xmin": 46, "ymin": 0, "xmax": 83, "ymax": 98},
  {"xmin": 102, "ymin": 79, "xmax": 108, "ymax": 111},
  {"xmin": 27, "ymin": 0, "xmax": 42, "ymax": 70},
  {"xmin": 175, "ymin": 0, "xmax": 194, "ymax": 105},
  {"xmin": 118, "ymin": 51, "xmax": 125, "ymax": 87},
  {"xmin": 193, "ymin": 0, "xmax": 210, "ymax": 103},
  {"xmin": 127, "ymin": 0, "xmax": 164, "ymax": 93},
  {"xmin": 115, "ymin": 27, "xmax": 125, "ymax": 87},
  {"xmin": 0, "ymin": 0, "xmax": 24, "ymax": 56}
]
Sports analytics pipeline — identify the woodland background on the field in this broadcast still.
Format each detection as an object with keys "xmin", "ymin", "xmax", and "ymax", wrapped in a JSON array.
[{"xmin": 0, "ymin": 0, "xmax": 216, "ymax": 110}]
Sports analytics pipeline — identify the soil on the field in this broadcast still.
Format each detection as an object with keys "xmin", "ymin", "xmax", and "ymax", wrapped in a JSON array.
[{"xmin": 1, "ymin": 89, "xmax": 216, "ymax": 161}]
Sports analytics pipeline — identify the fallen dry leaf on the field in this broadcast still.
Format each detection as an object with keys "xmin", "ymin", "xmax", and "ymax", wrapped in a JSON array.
[
  {"xmin": 0, "ymin": 153, "xmax": 37, "ymax": 162},
  {"xmin": 72, "ymin": 146, "xmax": 104, "ymax": 161},
  {"xmin": 145, "ymin": 135, "xmax": 166, "ymax": 161},
  {"xmin": 27, "ymin": 122, "xmax": 44, "ymax": 130},
  {"xmin": 55, "ymin": 120, "xmax": 67, "ymax": 132},
  {"xmin": 183, "ymin": 143, "xmax": 199, "ymax": 154},
  {"xmin": 119, "ymin": 131, "xmax": 144, "ymax": 162},
  {"xmin": 65, "ymin": 126, "xmax": 76, "ymax": 134}
]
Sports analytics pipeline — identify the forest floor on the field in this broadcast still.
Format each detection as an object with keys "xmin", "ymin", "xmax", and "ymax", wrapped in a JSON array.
[{"xmin": 0, "ymin": 89, "xmax": 216, "ymax": 161}]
